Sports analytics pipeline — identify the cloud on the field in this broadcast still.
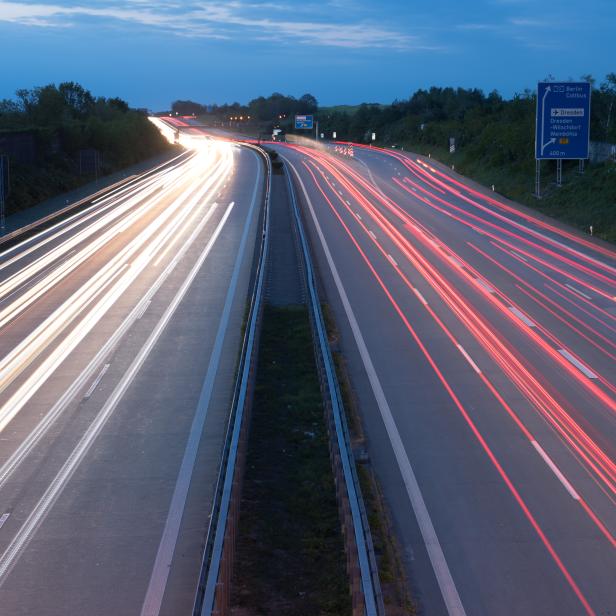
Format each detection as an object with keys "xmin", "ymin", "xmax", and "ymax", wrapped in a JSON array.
[
  {"xmin": 0, "ymin": 1, "xmax": 424, "ymax": 50},
  {"xmin": 455, "ymin": 23, "xmax": 500, "ymax": 31}
]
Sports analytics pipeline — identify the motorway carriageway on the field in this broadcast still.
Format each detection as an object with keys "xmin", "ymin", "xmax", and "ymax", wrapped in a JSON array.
[
  {"xmin": 0, "ymin": 141, "xmax": 264, "ymax": 615},
  {"xmin": 275, "ymin": 141, "xmax": 615, "ymax": 616}
]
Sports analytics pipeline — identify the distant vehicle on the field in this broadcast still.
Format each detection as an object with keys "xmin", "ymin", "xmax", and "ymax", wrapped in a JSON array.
[{"xmin": 272, "ymin": 128, "xmax": 285, "ymax": 142}]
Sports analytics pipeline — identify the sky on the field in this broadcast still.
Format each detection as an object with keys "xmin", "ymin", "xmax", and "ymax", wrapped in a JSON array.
[{"xmin": 0, "ymin": 0, "xmax": 615, "ymax": 110}]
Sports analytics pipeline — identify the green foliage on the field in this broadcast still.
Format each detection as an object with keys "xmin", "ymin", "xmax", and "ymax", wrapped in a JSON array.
[
  {"xmin": 0, "ymin": 82, "xmax": 172, "ymax": 214},
  {"xmin": 233, "ymin": 305, "xmax": 350, "ymax": 615},
  {"xmin": 171, "ymin": 99, "xmax": 206, "ymax": 115},
  {"xmin": 175, "ymin": 92, "xmax": 319, "ymax": 130}
]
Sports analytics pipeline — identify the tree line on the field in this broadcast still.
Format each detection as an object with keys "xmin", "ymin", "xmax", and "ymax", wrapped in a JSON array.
[
  {"xmin": 170, "ymin": 92, "xmax": 317, "ymax": 123},
  {"xmin": 319, "ymin": 74, "xmax": 616, "ymax": 162},
  {"xmin": 0, "ymin": 82, "xmax": 172, "ymax": 215},
  {"xmin": 171, "ymin": 75, "xmax": 616, "ymax": 164},
  {"xmin": 0, "ymin": 81, "xmax": 170, "ymax": 168}
]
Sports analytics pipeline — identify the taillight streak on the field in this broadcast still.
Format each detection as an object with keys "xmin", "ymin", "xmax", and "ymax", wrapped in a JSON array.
[
  {"xmin": 373, "ymin": 144, "xmax": 616, "ymax": 266},
  {"xmin": 299, "ymin": 158, "xmax": 599, "ymax": 614},
  {"xmin": 297, "ymin": 151, "xmax": 616, "ymax": 537},
  {"xmin": 393, "ymin": 175, "xmax": 615, "ymax": 298},
  {"xmin": 302, "ymin": 148, "xmax": 616, "ymax": 415}
]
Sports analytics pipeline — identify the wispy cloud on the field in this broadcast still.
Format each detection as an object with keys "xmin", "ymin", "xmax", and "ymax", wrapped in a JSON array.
[
  {"xmin": 0, "ymin": 1, "xmax": 427, "ymax": 50},
  {"xmin": 455, "ymin": 23, "xmax": 500, "ymax": 31}
]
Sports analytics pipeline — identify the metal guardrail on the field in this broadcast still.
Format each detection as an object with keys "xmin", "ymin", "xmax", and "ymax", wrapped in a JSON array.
[
  {"xmin": 192, "ymin": 144, "xmax": 271, "ymax": 616},
  {"xmin": 0, "ymin": 151, "xmax": 190, "ymax": 251},
  {"xmin": 286, "ymin": 168, "xmax": 384, "ymax": 616}
]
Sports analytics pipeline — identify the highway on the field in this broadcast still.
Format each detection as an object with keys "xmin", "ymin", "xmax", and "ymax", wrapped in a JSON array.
[
  {"xmin": 0, "ymin": 139, "xmax": 264, "ymax": 615},
  {"xmin": 274, "ymin": 141, "xmax": 616, "ymax": 615}
]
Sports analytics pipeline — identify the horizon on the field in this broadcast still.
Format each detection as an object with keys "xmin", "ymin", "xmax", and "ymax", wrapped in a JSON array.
[{"xmin": 3, "ymin": 75, "xmax": 614, "ymax": 113}]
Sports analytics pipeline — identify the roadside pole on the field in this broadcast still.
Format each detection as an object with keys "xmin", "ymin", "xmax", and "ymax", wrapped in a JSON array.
[
  {"xmin": 0, "ymin": 155, "xmax": 7, "ymax": 234},
  {"xmin": 535, "ymin": 159, "xmax": 541, "ymax": 199}
]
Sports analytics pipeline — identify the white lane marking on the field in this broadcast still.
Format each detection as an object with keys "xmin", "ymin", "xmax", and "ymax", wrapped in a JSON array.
[
  {"xmin": 0, "ymin": 201, "xmax": 237, "ymax": 587},
  {"xmin": 557, "ymin": 349, "xmax": 597, "ymax": 379},
  {"xmin": 368, "ymin": 230, "xmax": 377, "ymax": 240},
  {"xmin": 474, "ymin": 278, "xmax": 495, "ymax": 294},
  {"xmin": 413, "ymin": 288, "xmax": 428, "ymax": 305},
  {"xmin": 346, "ymin": 200, "xmax": 351, "ymax": 205},
  {"xmin": 511, "ymin": 251, "xmax": 528, "ymax": 263},
  {"xmin": 356, "ymin": 212, "xmax": 362, "ymax": 220},
  {"xmin": 387, "ymin": 254, "xmax": 398, "ymax": 267},
  {"xmin": 152, "ymin": 202, "xmax": 218, "ymax": 268},
  {"xmin": 0, "ymin": 514, "xmax": 9, "ymax": 530},
  {"xmin": 84, "ymin": 364, "xmax": 110, "ymax": 399},
  {"xmin": 456, "ymin": 344, "xmax": 481, "ymax": 374},
  {"xmin": 135, "ymin": 300, "xmax": 152, "ymax": 320},
  {"xmin": 508, "ymin": 306, "xmax": 536, "ymax": 328},
  {"xmin": 289, "ymin": 162, "xmax": 466, "ymax": 616},
  {"xmin": 565, "ymin": 283, "xmax": 591, "ymax": 300},
  {"xmin": 531, "ymin": 441, "xmax": 580, "ymax": 500},
  {"xmin": 140, "ymin": 156, "xmax": 261, "ymax": 616}
]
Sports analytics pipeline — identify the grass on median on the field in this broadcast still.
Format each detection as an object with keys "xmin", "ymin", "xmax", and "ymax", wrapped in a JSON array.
[{"xmin": 231, "ymin": 305, "xmax": 350, "ymax": 616}]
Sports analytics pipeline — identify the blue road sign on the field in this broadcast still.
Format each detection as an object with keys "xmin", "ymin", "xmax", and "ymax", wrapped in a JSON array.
[
  {"xmin": 295, "ymin": 114, "xmax": 314, "ymax": 130},
  {"xmin": 535, "ymin": 82, "xmax": 591, "ymax": 159}
]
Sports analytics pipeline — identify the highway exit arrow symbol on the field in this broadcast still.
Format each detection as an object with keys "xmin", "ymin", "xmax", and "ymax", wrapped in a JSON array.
[{"xmin": 540, "ymin": 85, "xmax": 553, "ymax": 154}]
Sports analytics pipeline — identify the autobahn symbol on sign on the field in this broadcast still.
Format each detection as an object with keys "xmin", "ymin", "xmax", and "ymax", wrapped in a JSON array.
[
  {"xmin": 535, "ymin": 82, "xmax": 591, "ymax": 159},
  {"xmin": 295, "ymin": 114, "xmax": 314, "ymax": 130}
]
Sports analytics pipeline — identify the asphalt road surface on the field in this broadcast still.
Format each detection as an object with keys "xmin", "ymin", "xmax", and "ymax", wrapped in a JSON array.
[
  {"xmin": 0, "ymin": 141, "xmax": 264, "ymax": 615},
  {"xmin": 275, "ymin": 141, "xmax": 616, "ymax": 616}
]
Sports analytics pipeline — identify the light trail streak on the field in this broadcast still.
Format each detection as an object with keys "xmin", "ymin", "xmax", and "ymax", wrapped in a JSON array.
[
  {"xmin": 0, "ymin": 153, "xmax": 202, "ymax": 318},
  {"xmin": 290, "ymin": 148, "xmax": 616, "ymax": 548},
  {"xmin": 465, "ymin": 244, "xmax": 616, "ymax": 360},
  {"xmin": 296, "ymin": 156, "xmax": 598, "ymax": 614},
  {"xmin": 369, "ymin": 144, "xmax": 616, "ymax": 268},
  {"xmin": 296, "ymin": 146, "xmax": 616, "ymax": 414},
  {"xmin": 392, "ymin": 175, "xmax": 615, "ymax": 300},
  {"xmin": 0, "ymin": 151, "xmax": 194, "ymax": 271},
  {"xmin": 0, "ymin": 141, "xmax": 234, "ymax": 434}
]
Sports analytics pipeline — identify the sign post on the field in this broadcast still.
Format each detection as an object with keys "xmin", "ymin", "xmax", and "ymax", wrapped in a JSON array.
[{"xmin": 535, "ymin": 81, "xmax": 591, "ymax": 197}]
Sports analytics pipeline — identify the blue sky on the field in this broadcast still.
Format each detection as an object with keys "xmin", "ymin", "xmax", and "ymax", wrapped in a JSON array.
[{"xmin": 0, "ymin": 0, "xmax": 614, "ymax": 109}]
